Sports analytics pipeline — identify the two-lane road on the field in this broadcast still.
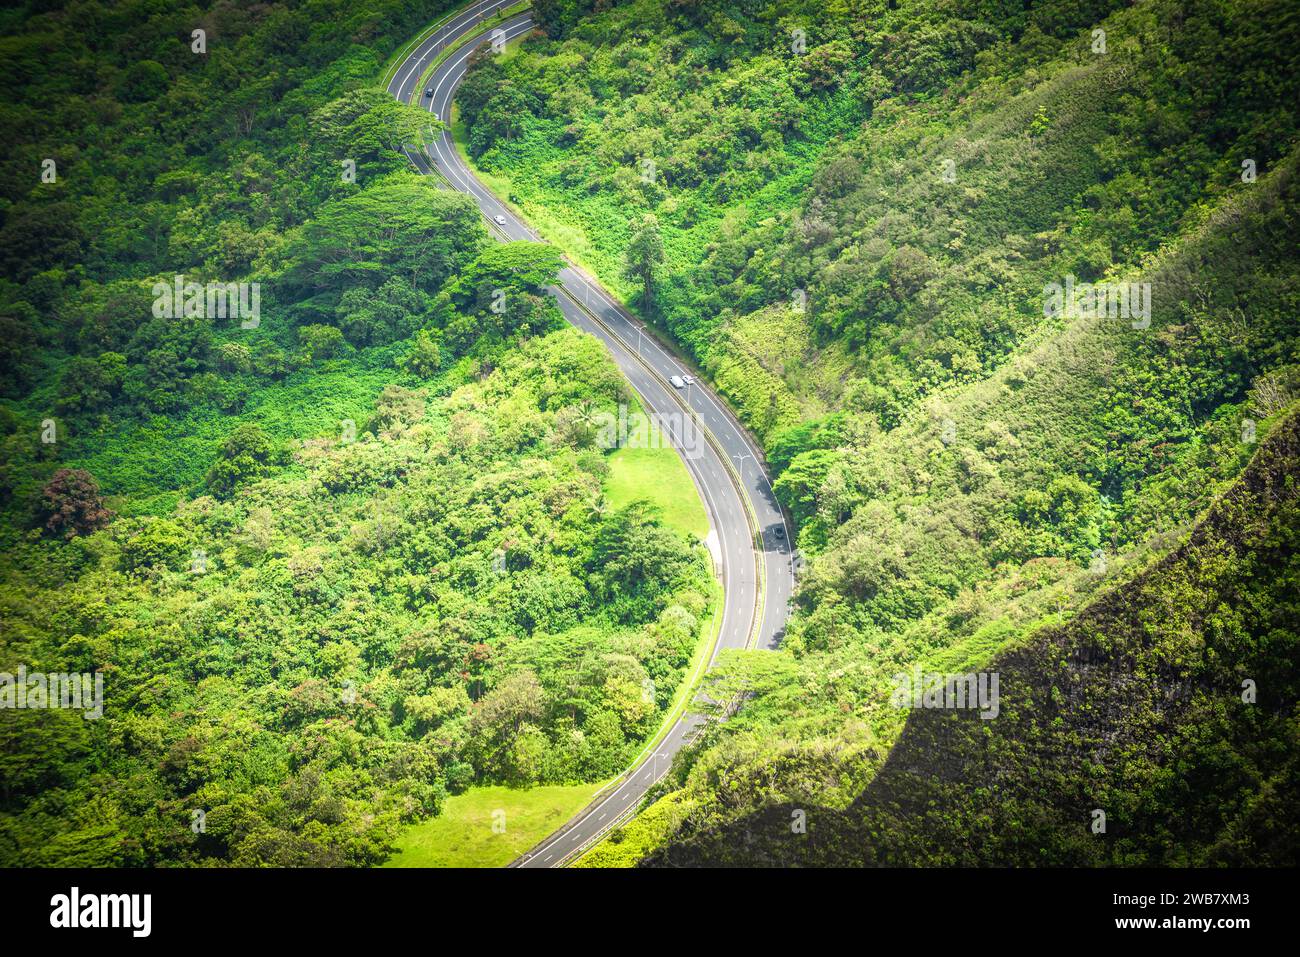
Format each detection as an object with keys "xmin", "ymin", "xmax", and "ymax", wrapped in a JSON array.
[{"xmin": 386, "ymin": 4, "xmax": 795, "ymax": 866}]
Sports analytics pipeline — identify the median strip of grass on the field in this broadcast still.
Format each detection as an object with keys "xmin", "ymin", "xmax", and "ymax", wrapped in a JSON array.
[
  {"xmin": 572, "ymin": 791, "xmax": 698, "ymax": 868},
  {"xmin": 449, "ymin": 102, "xmax": 613, "ymax": 289},
  {"xmin": 403, "ymin": 2, "xmax": 531, "ymax": 106},
  {"xmin": 380, "ymin": 0, "xmax": 487, "ymax": 90}
]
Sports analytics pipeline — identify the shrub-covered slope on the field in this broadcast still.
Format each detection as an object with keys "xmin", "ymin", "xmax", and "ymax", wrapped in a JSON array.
[{"xmin": 646, "ymin": 407, "xmax": 1300, "ymax": 866}]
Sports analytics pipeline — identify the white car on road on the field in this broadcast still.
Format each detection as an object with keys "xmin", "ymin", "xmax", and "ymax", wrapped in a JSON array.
[
  {"xmin": 670, "ymin": 375, "xmax": 685, "ymax": 389},
  {"xmin": 494, "ymin": 214, "xmax": 508, "ymax": 226}
]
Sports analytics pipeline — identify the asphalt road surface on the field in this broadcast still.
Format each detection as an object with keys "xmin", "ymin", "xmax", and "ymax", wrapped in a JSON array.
[{"xmin": 386, "ymin": 3, "xmax": 795, "ymax": 867}]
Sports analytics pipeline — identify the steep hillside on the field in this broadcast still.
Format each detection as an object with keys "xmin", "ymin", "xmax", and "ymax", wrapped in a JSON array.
[
  {"xmin": 465, "ymin": 0, "xmax": 1300, "ymax": 866},
  {"xmin": 647, "ymin": 406, "xmax": 1300, "ymax": 866},
  {"xmin": 463, "ymin": 0, "xmax": 1300, "ymax": 439}
]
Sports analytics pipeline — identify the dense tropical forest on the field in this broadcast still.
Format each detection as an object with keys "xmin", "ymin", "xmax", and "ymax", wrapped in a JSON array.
[
  {"xmin": 453, "ymin": 0, "xmax": 1300, "ymax": 864},
  {"xmin": 2, "ymin": 0, "xmax": 1297, "ymax": 870},
  {"xmin": 0, "ymin": 0, "xmax": 714, "ymax": 865}
]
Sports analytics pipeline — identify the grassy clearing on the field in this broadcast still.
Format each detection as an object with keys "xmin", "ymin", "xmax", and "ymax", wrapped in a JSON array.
[
  {"xmin": 72, "ymin": 358, "xmax": 401, "ymax": 512},
  {"xmin": 378, "ymin": 1, "xmax": 464, "ymax": 90},
  {"xmin": 382, "ymin": 783, "xmax": 605, "ymax": 868},
  {"xmin": 605, "ymin": 438, "xmax": 709, "ymax": 540}
]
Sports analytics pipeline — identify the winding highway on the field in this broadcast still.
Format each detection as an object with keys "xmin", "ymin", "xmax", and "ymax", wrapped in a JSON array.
[{"xmin": 386, "ymin": 2, "xmax": 795, "ymax": 867}]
